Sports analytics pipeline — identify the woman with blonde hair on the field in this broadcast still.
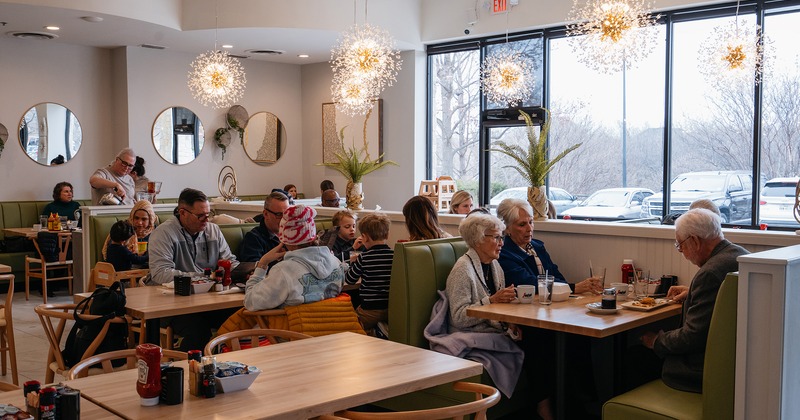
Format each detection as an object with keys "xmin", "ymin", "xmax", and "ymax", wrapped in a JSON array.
[
  {"xmin": 448, "ymin": 190, "xmax": 474, "ymax": 215},
  {"xmin": 102, "ymin": 199, "xmax": 157, "ymax": 263}
]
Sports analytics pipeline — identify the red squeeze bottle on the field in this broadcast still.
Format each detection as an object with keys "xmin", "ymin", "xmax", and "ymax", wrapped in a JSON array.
[
  {"xmin": 218, "ymin": 259, "xmax": 232, "ymax": 287},
  {"xmin": 136, "ymin": 343, "xmax": 162, "ymax": 406},
  {"xmin": 621, "ymin": 259, "xmax": 635, "ymax": 284}
]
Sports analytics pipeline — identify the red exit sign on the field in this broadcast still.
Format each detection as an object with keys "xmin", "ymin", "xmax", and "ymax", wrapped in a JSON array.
[{"xmin": 493, "ymin": 0, "xmax": 507, "ymax": 13}]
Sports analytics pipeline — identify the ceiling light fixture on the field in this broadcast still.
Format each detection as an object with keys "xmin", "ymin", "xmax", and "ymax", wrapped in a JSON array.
[
  {"xmin": 221, "ymin": 44, "xmax": 233, "ymax": 49},
  {"xmin": 330, "ymin": 0, "xmax": 402, "ymax": 116},
  {"xmin": 298, "ymin": 54, "xmax": 309, "ymax": 58},
  {"xmin": 480, "ymin": 9, "xmax": 535, "ymax": 107},
  {"xmin": 44, "ymin": 26, "xmax": 60, "ymax": 31},
  {"xmin": 566, "ymin": 0, "xmax": 660, "ymax": 74},
  {"xmin": 698, "ymin": 1, "xmax": 766, "ymax": 86},
  {"xmin": 187, "ymin": 2, "xmax": 246, "ymax": 109}
]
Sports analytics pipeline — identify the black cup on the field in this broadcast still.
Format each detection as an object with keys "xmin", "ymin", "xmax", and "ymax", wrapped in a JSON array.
[
  {"xmin": 175, "ymin": 276, "xmax": 191, "ymax": 296},
  {"xmin": 657, "ymin": 275, "xmax": 677, "ymax": 295},
  {"xmin": 160, "ymin": 366, "xmax": 184, "ymax": 405}
]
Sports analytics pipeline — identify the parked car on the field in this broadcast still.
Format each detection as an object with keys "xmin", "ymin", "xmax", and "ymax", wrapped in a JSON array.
[
  {"xmin": 561, "ymin": 188, "xmax": 654, "ymax": 221},
  {"xmin": 641, "ymin": 171, "xmax": 758, "ymax": 224},
  {"xmin": 489, "ymin": 187, "xmax": 580, "ymax": 216},
  {"xmin": 759, "ymin": 177, "xmax": 800, "ymax": 228}
]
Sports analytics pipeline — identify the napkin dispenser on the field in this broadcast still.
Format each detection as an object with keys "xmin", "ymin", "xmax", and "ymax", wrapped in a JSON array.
[{"xmin": 552, "ymin": 283, "xmax": 571, "ymax": 302}]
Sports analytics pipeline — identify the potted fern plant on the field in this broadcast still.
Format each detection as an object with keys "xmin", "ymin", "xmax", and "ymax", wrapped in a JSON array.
[
  {"xmin": 490, "ymin": 108, "xmax": 581, "ymax": 220},
  {"xmin": 319, "ymin": 126, "xmax": 397, "ymax": 210}
]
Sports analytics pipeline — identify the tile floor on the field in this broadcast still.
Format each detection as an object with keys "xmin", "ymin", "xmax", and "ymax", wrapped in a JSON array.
[{"xmin": 2, "ymin": 290, "xmax": 73, "ymax": 385}]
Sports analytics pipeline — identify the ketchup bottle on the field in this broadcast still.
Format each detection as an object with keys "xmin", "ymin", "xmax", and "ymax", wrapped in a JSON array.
[
  {"xmin": 136, "ymin": 343, "xmax": 162, "ymax": 406},
  {"xmin": 621, "ymin": 259, "xmax": 635, "ymax": 284},
  {"xmin": 217, "ymin": 259, "xmax": 232, "ymax": 288}
]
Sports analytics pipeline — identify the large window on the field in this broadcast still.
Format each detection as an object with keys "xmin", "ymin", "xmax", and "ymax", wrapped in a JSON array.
[{"xmin": 427, "ymin": 0, "xmax": 800, "ymax": 229}]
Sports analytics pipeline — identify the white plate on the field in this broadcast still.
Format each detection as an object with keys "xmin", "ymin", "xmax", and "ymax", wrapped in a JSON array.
[
  {"xmin": 585, "ymin": 302, "xmax": 618, "ymax": 314},
  {"xmin": 621, "ymin": 298, "xmax": 672, "ymax": 312}
]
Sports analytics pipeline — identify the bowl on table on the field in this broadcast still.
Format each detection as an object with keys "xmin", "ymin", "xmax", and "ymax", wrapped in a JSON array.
[
  {"xmin": 215, "ymin": 365, "xmax": 261, "ymax": 393},
  {"xmin": 551, "ymin": 283, "xmax": 572, "ymax": 302},
  {"xmin": 191, "ymin": 280, "xmax": 214, "ymax": 294}
]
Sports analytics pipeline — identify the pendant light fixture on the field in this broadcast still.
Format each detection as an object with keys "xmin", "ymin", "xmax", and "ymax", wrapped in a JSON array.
[
  {"xmin": 698, "ymin": 1, "xmax": 766, "ymax": 86},
  {"xmin": 480, "ymin": 9, "xmax": 535, "ymax": 107},
  {"xmin": 566, "ymin": 0, "xmax": 660, "ymax": 74},
  {"xmin": 187, "ymin": 2, "xmax": 246, "ymax": 109},
  {"xmin": 330, "ymin": 0, "xmax": 402, "ymax": 116}
]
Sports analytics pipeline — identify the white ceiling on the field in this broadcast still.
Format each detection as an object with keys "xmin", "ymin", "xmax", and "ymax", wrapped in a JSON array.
[{"xmin": 0, "ymin": 0, "xmax": 423, "ymax": 65}]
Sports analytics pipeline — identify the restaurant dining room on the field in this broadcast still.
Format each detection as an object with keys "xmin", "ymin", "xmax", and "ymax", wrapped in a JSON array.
[{"xmin": 0, "ymin": 0, "xmax": 799, "ymax": 419}]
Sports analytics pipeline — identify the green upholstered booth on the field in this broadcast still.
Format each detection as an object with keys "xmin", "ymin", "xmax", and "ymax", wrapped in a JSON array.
[
  {"xmin": 378, "ymin": 237, "xmax": 531, "ymax": 418},
  {"xmin": 603, "ymin": 273, "xmax": 739, "ymax": 419}
]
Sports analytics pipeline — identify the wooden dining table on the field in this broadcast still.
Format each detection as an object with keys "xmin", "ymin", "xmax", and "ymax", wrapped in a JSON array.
[
  {"xmin": 3, "ymin": 227, "xmax": 78, "ymax": 239},
  {"xmin": 0, "ymin": 388, "xmax": 120, "ymax": 419},
  {"xmin": 467, "ymin": 295, "xmax": 681, "ymax": 420},
  {"xmin": 76, "ymin": 284, "xmax": 245, "ymax": 344},
  {"xmin": 64, "ymin": 332, "xmax": 484, "ymax": 419}
]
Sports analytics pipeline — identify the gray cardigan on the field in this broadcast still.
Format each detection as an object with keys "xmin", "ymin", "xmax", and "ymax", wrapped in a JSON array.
[
  {"xmin": 653, "ymin": 239, "xmax": 748, "ymax": 392},
  {"xmin": 445, "ymin": 248, "xmax": 506, "ymax": 333}
]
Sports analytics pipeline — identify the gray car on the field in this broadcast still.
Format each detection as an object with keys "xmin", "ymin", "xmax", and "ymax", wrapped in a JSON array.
[{"xmin": 489, "ymin": 187, "xmax": 580, "ymax": 216}]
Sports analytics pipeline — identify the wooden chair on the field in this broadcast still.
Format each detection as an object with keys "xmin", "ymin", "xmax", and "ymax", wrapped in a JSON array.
[
  {"xmin": 25, "ymin": 231, "xmax": 73, "ymax": 303},
  {"xmin": 34, "ymin": 303, "xmax": 128, "ymax": 383},
  {"xmin": 0, "ymin": 274, "xmax": 19, "ymax": 385},
  {"xmin": 204, "ymin": 328, "xmax": 311, "ymax": 356},
  {"xmin": 128, "ymin": 321, "xmax": 174, "ymax": 350},
  {"xmin": 318, "ymin": 382, "xmax": 500, "ymax": 420},
  {"xmin": 88, "ymin": 262, "xmax": 147, "ymax": 291},
  {"xmin": 67, "ymin": 348, "xmax": 187, "ymax": 379}
]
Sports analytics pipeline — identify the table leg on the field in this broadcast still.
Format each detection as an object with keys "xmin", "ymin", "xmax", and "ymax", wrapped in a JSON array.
[
  {"xmin": 555, "ymin": 332, "xmax": 566, "ymax": 420},
  {"xmin": 591, "ymin": 335, "xmax": 617, "ymax": 407},
  {"xmin": 144, "ymin": 318, "xmax": 161, "ymax": 345}
]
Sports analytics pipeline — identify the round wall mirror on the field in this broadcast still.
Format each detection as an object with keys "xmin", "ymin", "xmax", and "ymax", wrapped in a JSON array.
[
  {"xmin": 0, "ymin": 123, "xmax": 8, "ymax": 155},
  {"xmin": 152, "ymin": 107, "xmax": 205, "ymax": 165},
  {"xmin": 18, "ymin": 103, "xmax": 82, "ymax": 166},
  {"xmin": 243, "ymin": 112, "xmax": 286, "ymax": 164}
]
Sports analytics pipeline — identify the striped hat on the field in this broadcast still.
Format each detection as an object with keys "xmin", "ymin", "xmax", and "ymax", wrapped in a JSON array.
[{"xmin": 279, "ymin": 205, "xmax": 317, "ymax": 245}]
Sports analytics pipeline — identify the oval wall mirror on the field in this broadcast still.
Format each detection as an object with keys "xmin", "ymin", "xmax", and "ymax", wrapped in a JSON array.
[
  {"xmin": 0, "ymin": 124, "xmax": 8, "ymax": 157},
  {"xmin": 243, "ymin": 111, "xmax": 286, "ymax": 164},
  {"xmin": 18, "ymin": 103, "xmax": 82, "ymax": 166},
  {"xmin": 152, "ymin": 106, "xmax": 205, "ymax": 165}
]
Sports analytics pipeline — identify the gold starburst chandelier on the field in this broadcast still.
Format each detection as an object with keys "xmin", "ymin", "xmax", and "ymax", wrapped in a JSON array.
[
  {"xmin": 566, "ymin": 0, "xmax": 660, "ymax": 74},
  {"xmin": 698, "ymin": 3, "xmax": 765, "ymax": 86},
  {"xmin": 481, "ymin": 48, "xmax": 535, "ymax": 107},
  {"xmin": 187, "ymin": 4, "xmax": 246, "ymax": 109},
  {"xmin": 330, "ymin": 1, "xmax": 402, "ymax": 116}
]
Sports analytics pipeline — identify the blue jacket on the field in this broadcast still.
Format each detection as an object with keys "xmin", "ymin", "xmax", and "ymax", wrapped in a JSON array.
[{"xmin": 497, "ymin": 235, "xmax": 568, "ymax": 291}]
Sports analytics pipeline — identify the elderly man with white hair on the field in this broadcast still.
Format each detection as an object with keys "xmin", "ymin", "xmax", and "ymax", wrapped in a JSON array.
[
  {"xmin": 641, "ymin": 208, "xmax": 748, "ymax": 393},
  {"xmin": 89, "ymin": 147, "xmax": 138, "ymax": 205}
]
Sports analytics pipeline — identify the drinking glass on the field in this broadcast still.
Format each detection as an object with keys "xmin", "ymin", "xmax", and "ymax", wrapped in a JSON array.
[
  {"xmin": 538, "ymin": 274, "xmax": 554, "ymax": 305},
  {"xmin": 635, "ymin": 276, "xmax": 649, "ymax": 300}
]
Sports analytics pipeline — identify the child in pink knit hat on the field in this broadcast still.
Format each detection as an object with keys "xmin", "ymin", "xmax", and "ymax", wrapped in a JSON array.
[{"xmin": 244, "ymin": 205, "xmax": 347, "ymax": 310}]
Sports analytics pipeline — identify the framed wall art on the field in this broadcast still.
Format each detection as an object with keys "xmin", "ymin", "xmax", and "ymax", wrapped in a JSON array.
[{"xmin": 322, "ymin": 99, "xmax": 383, "ymax": 164}]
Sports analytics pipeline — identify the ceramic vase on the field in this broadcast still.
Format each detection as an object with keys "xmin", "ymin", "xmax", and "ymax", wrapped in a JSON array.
[
  {"xmin": 528, "ymin": 185, "xmax": 549, "ymax": 221},
  {"xmin": 346, "ymin": 181, "xmax": 364, "ymax": 211}
]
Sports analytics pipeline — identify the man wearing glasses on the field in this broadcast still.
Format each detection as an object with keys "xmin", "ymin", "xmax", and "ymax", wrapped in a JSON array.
[
  {"xmin": 238, "ymin": 191, "xmax": 290, "ymax": 271},
  {"xmin": 321, "ymin": 189, "xmax": 341, "ymax": 208},
  {"xmin": 89, "ymin": 148, "xmax": 138, "ymax": 205},
  {"xmin": 640, "ymin": 208, "xmax": 748, "ymax": 393},
  {"xmin": 147, "ymin": 188, "xmax": 240, "ymax": 351}
]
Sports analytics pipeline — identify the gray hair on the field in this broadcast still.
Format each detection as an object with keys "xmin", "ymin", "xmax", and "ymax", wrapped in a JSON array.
[
  {"xmin": 496, "ymin": 198, "xmax": 533, "ymax": 227},
  {"xmin": 675, "ymin": 208, "xmax": 723, "ymax": 241},
  {"xmin": 459, "ymin": 213, "xmax": 505, "ymax": 248},
  {"xmin": 116, "ymin": 148, "xmax": 136, "ymax": 160},
  {"xmin": 689, "ymin": 199, "xmax": 721, "ymax": 216}
]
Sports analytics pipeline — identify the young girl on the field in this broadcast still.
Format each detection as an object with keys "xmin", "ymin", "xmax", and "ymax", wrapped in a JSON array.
[{"xmin": 106, "ymin": 220, "xmax": 148, "ymax": 271}]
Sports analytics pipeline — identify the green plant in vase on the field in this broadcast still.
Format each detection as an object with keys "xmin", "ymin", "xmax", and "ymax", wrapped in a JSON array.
[{"xmin": 490, "ymin": 108, "xmax": 581, "ymax": 220}]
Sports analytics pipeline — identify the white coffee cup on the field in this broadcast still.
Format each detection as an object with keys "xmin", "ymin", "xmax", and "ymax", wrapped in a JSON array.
[
  {"xmin": 32, "ymin": 223, "xmax": 42, "ymax": 232},
  {"xmin": 516, "ymin": 285, "xmax": 536, "ymax": 304},
  {"xmin": 610, "ymin": 282, "xmax": 631, "ymax": 301}
]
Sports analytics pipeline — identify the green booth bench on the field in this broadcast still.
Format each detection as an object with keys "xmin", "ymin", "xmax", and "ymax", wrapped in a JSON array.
[{"xmin": 378, "ymin": 237, "xmax": 532, "ymax": 418}]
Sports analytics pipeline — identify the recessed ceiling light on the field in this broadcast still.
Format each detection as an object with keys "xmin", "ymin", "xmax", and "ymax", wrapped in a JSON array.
[
  {"xmin": 81, "ymin": 16, "xmax": 103, "ymax": 23},
  {"xmin": 45, "ymin": 26, "xmax": 60, "ymax": 31},
  {"xmin": 222, "ymin": 44, "xmax": 233, "ymax": 49},
  {"xmin": 298, "ymin": 54, "xmax": 309, "ymax": 58}
]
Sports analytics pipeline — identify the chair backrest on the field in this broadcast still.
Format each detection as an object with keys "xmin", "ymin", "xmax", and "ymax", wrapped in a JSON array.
[
  {"xmin": 34, "ymin": 231, "xmax": 72, "ymax": 263},
  {"xmin": 0, "ymin": 274, "xmax": 13, "ymax": 322},
  {"xmin": 388, "ymin": 237, "xmax": 468, "ymax": 348},
  {"xmin": 34, "ymin": 303, "xmax": 128, "ymax": 372},
  {"xmin": 330, "ymin": 381, "xmax": 500, "ymax": 420},
  {"xmin": 702, "ymin": 272, "xmax": 738, "ymax": 419},
  {"xmin": 90, "ymin": 262, "xmax": 146, "ymax": 291},
  {"xmin": 67, "ymin": 348, "xmax": 188, "ymax": 379},
  {"xmin": 204, "ymin": 328, "xmax": 311, "ymax": 356}
]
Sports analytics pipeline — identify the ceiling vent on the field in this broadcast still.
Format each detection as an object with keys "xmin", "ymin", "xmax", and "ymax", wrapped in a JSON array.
[
  {"xmin": 228, "ymin": 54, "xmax": 249, "ymax": 59},
  {"xmin": 8, "ymin": 31, "xmax": 58, "ymax": 40},
  {"xmin": 139, "ymin": 44, "xmax": 166, "ymax": 50},
  {"xmin": 244, "ymin": 49, "xmax": 285, "ymax": 55}
]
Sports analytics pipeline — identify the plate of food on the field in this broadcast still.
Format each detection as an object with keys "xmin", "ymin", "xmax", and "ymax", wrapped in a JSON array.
[
  {"xmin": 585, "ymin": 302, "xmax": 618, "ymax": 315},
  {"xmin": 621, "ymin": 297, "xmax": 672, "ymax": 311}
]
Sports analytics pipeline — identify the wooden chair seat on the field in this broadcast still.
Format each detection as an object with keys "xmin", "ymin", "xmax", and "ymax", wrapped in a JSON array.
[
  {"xmin": 319, "ymin": 381, "xmax": 501, "ymax": 420},
  {"xmin": 25, "ymin": 231, "xmax": 73, "ymax": 303}
]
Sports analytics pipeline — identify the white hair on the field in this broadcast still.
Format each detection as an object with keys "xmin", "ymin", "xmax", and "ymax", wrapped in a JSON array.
[
  {"xmin": 459, "ymin": 213, "xmax": 505, "ymax": 248},
  {"xmin": 675, "ymin": 208, "xmax": 723, "ymax": 241},
  {"xmin": 496, "ymin": 198, "xmax": 532, "ymax": 227}
]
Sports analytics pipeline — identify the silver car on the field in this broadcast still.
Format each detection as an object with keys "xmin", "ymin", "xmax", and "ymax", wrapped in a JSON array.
[
  {"xmin": 489, "ymin": 187, "xmax": 580, "ymax": 216},
  {"xmin": 759, "ymin": 177, "xmax": 799, "ymax": 228},
  {"xmin": 562, "ymin": 188, "xmax": 654, "ymax": 221}
]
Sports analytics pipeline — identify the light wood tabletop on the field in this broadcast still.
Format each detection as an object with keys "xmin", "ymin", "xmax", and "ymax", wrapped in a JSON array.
[
  {"xmin": 0, "ymin": 389, "xmax": 119, "ymax": 419},
  {"xmin": 64, "ymin": 332, "xmax": 484, "ymax": 420},
  {"xmin": 3, "ymin": 227, "xmax": 76, "ymax": 239},
  {"xmin": 467, "ymin": 295, "xmax": 682, "ymax": 338}
]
